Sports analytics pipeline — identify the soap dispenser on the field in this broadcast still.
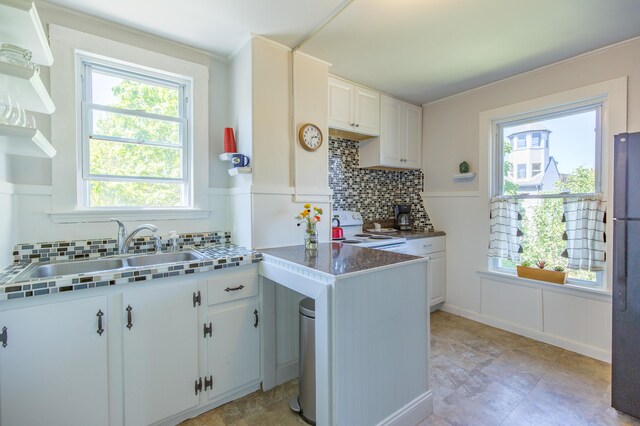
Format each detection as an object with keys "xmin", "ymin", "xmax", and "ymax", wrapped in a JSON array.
[{"xmin": 168, "ymin": 230, "xmax": 179, "ymax": 252}]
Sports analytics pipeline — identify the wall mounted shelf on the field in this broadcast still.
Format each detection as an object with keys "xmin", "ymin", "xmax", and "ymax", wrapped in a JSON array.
[
  {"xmin": 228, "ymin": 167, "xmax": 251, "ymax": 176},
  {"xmin": 0, "ymin": 62, "xmax": 55, "ymax": 114},
  {"xmin": 452, "ymin": 172, "xmax": 476, "ymax": 181},
  {"xmin": 0, "ymin": 0, "xmax": 54, "ymax": 66},
  {"xmin": 0, "ymin": 123, "xmax": 56, "ymax": 158},
  {"xmin": 219, "ymin": 152, "xmax": 251, "ymax": 176}
]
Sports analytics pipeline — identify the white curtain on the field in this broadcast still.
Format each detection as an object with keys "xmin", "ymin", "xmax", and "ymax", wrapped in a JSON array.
[
  {"xmin": 562, "ymin": 195, "xmax": 607, "ymax": 272},
  {"xmin": 488, "ymin": 197, "xmax": 523, "ymax": 262}
]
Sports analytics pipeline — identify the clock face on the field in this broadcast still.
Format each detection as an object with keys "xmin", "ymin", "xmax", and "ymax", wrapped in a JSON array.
[{"xmin": 299, "ymin": 124, "xmax": 323, "ymax": 152}]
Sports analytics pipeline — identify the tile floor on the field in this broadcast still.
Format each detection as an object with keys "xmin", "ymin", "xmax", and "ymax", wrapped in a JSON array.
[{"xmin": 181, "ymin": 311, "xmax": 640, "ymax": 426}]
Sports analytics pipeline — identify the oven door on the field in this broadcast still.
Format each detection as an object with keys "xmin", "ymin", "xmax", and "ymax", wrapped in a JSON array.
[{"xmin": 374, "ymin": 243, "xmax": 408, "ymax": 253}]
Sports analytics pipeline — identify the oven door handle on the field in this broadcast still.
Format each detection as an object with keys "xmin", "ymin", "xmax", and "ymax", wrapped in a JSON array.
[{"xmin": 376, "ymin": 243, "xmax": 407, "ymax": 251}]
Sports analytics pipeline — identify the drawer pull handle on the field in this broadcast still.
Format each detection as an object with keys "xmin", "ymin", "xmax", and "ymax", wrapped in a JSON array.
[
  {"xmin": 225, "ymin": 285, "xmax": 245, "ymax": 292},
  {"xmin": 254, "ymin": 309, "xmax": 259, "ymax": 328}
]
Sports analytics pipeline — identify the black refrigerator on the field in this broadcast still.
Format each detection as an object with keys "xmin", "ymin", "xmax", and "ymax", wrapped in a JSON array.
[{"xmin": 612, "ymin": 131, "xmax": 640, "ymax": 418}]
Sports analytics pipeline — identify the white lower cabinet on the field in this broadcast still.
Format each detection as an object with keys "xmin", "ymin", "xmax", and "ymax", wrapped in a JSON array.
[
  {"xmin": 206, "ymin": 301, "xmax": 260, "ymax": 399},
  {"xmin": 123, "ymin": 282, "xmax": 200, "ymax": 426},
  {"xmin": 405, "ymin": 236, "xmax": 446, "ymax": 307},
  {"xmin": 0, "ymin": 265, "xmax": 260, "ymax": 425},
  {"xmin": 0, "ymin": 296, "xmax": 109, "ymax": 426},
  {"xmin": 428, "ymin": 251, "xmax": 446, "ymax": 306},
  {"xmin": 203, "ymin": 270, "xmax": 261, "ymax": 403}
]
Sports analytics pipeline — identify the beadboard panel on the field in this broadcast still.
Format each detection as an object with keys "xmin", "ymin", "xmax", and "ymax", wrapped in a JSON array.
[
  {"xmin": 543, "ymin": 290, "xmax": 612, "ymax": 351},
  {"xmin": 275, "ymin": 285, "xmax": 305, "ymax": 384},
  {"xmin": 333, "ymin": 261, "xmax": 431, "ymax": 425},
  {"xmin": 0, "ymin": 186, "xmax": 17, "ymax": 266},
  {"xmin": 480, "ymin": 278, "xmax": 542, "ymax": 331}
]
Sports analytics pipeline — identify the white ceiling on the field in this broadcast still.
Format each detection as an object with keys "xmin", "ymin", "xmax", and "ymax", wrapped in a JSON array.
[
  {"xmin": 39, "ymin": 0, "xmax": 347, "ymax": 56},
  {"xmin": 40, "ymin": 0, "xmax": 640, "ymax": 104}
]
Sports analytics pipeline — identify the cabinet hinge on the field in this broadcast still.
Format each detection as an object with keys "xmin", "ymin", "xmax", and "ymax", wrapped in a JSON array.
[
  {"xmin": 203, "ymin": 322, "xmax": 212, "ymax": 338},
  {"xmin": 193, "ymin": 291, "xmax": 201, "ymax": 307},
  {"xmin": 204, "ymin": 375, "xmax": 213, "ymax": 391},
  {"xmin": 1, "ymin": 326, "xmax": 7, "ymax": 348},
  {"xmin": 194, "ymin": 377, "xmax": 203, "ymax": 395}
]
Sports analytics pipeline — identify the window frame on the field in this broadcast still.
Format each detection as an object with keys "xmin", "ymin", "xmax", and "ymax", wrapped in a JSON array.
[
  {"xmin": 491, "ymin": 101, "xmax": 605, "ymax": 288},
  {"xmin": 516, "ymin": 163, "xmax": 527, "ymax": 179},
  {"xmin": 78, "ymin": 55, "xmax": 193, "ymax": 209},
  {"xmin": 531, "ymin": 162, "xmax": 542, "ymax": 176}
]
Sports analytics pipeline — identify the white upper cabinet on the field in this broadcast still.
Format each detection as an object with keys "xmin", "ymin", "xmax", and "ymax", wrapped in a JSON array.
[
  {"xmin": 328, "ymin": 76, "xmax": 380, "ymax": 137},
  {"xmin": 360, "ymin": 94, "xmax": 422, "ymax": 170}
]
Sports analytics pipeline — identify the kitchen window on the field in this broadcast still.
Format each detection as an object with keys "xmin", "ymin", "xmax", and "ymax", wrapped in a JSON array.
[
  {"xmin": 492, "ymin": 103, "xmax": 604, "ymax": 286},
  {"xmin": 80, "ymin": 57, "xmax": 192, "ymax": 208}
]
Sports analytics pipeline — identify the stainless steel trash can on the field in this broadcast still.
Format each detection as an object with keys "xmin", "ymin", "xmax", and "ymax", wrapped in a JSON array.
[{"xmin": 298, "ymin": 297, "xmax": 316, "ymax": 424}]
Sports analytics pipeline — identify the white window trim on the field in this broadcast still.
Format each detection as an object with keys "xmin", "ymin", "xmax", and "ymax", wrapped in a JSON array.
[
  {"xmin": 48, "ymin": 25, "xmax": 210, "ymax": 221},
  {"xmin": 478, "ymin": 77, "xmax": 628, "ymax": 292}
]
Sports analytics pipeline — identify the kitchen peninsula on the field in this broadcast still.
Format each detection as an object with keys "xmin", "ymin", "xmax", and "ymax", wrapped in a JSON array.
[{"xmin": 259, "ymin": 243, "xmax": 432, "ymax": 425}]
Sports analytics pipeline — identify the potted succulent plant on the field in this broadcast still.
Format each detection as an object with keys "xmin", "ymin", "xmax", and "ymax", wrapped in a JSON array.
[{"xmin": 516, "ymin": 260, "xmax": 568, "ymax": 284}]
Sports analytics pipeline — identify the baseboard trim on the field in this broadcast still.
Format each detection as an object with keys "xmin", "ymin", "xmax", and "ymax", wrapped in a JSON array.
[
  {"xmin": 378, "ymin": 390, "xmax": 433, "ymax": 426},
  {"xmin": 276, "ymin": 360, "xmax": 299, "ymax": 386},
  {"xmin": 440, "ymin": 303, "xmax": 611, "ymax": 362}
]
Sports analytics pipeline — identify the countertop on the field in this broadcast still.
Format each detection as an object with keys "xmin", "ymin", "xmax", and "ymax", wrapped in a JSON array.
[
  {"xmin": 260, "ymin": 242, "xmax": 424, "ymax": 277},
  {"xmin": 0, "ymin": 243, "xmax": 261, "ymax": 301}
]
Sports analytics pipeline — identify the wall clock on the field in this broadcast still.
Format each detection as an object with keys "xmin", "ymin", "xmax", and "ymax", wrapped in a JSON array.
[{"xmin": 298, "ymin": 123, "xmax": 323, "ymax": 152}]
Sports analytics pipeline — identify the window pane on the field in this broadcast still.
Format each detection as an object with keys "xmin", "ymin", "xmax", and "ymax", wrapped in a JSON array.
[
  {"xmin": 89, "ymin": 139, "xmax": 182, "ymax": 179},
  {"xmin": 503, "ymin": 109, "xmax": 597, "ymax": 195},
  {"xmin": 89, "ymin": 181, "xmax": 183, "ymax": 207},
  {"xmin": 90, "ymin": 70, "xmax": 179, "ymax": 117},
  {"xmin": 92, "ymin": 110, "xmax": 180, "ymax": 145}
]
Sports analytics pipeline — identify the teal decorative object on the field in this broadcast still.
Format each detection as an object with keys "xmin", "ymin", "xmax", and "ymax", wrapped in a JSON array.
[{"xmin": 459, "ymin": 161, "xmax": 470, "ymax": 174}]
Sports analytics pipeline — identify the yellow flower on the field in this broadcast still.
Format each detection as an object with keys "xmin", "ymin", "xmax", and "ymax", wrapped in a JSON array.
[
  {"xmin": 301, "ymin": 210, "xmax": 310, "ymax": 218},
  {"xmin": 304, "ymin": 203, "xmax": 311, "ymax": 209}
]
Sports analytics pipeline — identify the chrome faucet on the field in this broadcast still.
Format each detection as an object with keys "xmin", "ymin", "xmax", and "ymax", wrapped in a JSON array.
[
  {"xmin": 110, "ymin": 218, "xmax": 127, "ymax": 251},
  {"xmin": 110, "ymin": 219, "xmax": 161, "ymax": 254}
]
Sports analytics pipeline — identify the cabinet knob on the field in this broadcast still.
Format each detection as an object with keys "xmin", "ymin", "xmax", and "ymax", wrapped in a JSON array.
[{"xmin": 355, "ymin": 123, "xmax": 360, "ymax": 127}]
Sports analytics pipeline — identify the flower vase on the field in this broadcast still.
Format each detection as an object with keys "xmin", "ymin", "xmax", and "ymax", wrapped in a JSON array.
[{"xmin": 305, "ymin": 224, "xmax": 319, "ymax": 250}]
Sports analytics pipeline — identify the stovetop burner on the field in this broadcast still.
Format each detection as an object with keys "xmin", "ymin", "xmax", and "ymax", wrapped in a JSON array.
[
  {"xmin": 342, "ymin": 239, "xmax": 363, "ymax": 244},
  {"xmin": 370, "ymin": 235, "xmax": 394, "ymax": 240},
  {"xmin": 354, "ymin": 233, "xmax": 372, "ymax": 238}
]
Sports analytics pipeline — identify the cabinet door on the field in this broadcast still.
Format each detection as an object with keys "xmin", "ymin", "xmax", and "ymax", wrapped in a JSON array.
[
  {"xmin": 123, "ymin": 283, "xmax": 199, "ymax": 426},
  {"xmin": 206, "ymin": 300, "xmax": 260, "ymax": 399},
  {"xmin": 380, "ymin": 95, "xmax": 403, "ymax": 167},
  {"xmin": 429, "ymin": 252, "xmax": 446, "ymax": 306},
  {"xmin": 403, "ymin": 102, "xmax": 423, "ymax": 170},
  {"xmin": 354, "ymin": 86, "xmax": 380, "ymax": 136},
  {"xmin": 328, "ymin": 77, "xmax": 354, "ymax": 131},
  {"xmin": 0, "ymin": 296, "xmax": 109, "ymax": 426}
]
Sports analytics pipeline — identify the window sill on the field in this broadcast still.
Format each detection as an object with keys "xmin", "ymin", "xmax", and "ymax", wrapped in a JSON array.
[
  {"xmin": 477, "ymin": 270, "xmax": 612, "ymax": 301},
  {"xmin": 47, "ymin": 208, "xmax": 210, "ymax": 224}
]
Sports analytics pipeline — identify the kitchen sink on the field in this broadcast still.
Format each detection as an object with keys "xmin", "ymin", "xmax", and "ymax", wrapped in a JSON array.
[
  {"xmin": 28, "ymin": 258, "xmax": 128, "ymax": 278},
  {"xmin": 124, "ymin": 251, "xmax": 204, "ymax": 267},
  {"xmin": 15, "ymin": 250, "xmax": 206, "ymax": 281}
]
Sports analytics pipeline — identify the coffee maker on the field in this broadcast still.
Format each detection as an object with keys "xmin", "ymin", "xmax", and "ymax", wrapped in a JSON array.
[{"xmin": 394, "ymin": 204, "xmax": 412, "ymax": 230}]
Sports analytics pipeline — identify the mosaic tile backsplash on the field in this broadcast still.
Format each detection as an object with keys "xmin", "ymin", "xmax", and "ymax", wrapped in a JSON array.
[
  {"xmin": 329, "ymin": 137, "xmax": 432, "ymax": 229},
  {"xmin": 12, "ymin": 232, "xmax": 231, "ymax": 264}
]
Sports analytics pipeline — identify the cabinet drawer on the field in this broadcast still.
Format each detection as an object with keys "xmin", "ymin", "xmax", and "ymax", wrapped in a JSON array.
[
  {"xmin": 207, "ymin": 272, "xmax": 258, "ymax": 305},
  {"xmin": 406, "ymin": 236, "xmax": 445, "ymax": 256}
]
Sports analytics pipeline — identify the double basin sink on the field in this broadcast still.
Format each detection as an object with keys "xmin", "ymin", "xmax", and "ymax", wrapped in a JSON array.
[{"xmin": 16, "ymin": 250, "xmax": 205, "ymax": 281}]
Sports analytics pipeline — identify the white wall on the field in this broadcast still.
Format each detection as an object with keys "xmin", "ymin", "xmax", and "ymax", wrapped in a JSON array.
[{"xmin": 422, "ymin": 37, "xmax": 640, "ymax": 361}]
